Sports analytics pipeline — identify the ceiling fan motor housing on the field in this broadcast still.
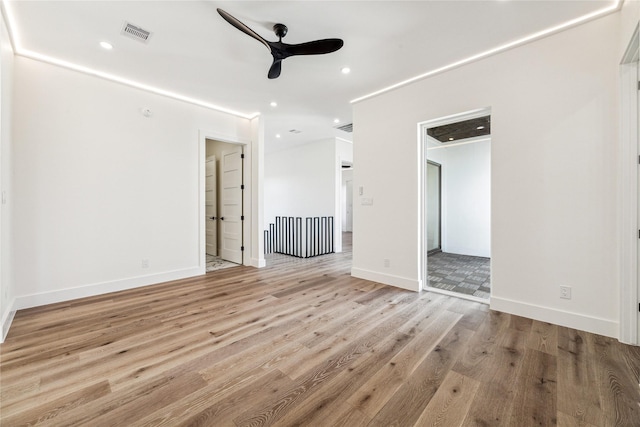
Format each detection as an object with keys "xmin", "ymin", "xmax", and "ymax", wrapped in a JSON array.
[{"xmin": 273, "ymin": 23, "xmax": 288, "ymax": 39}]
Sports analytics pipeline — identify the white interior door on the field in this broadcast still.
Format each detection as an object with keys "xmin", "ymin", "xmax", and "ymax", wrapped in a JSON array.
[
  {"xmin": 345, "ymin": 179, "xmax": 353, "ymax": 232},
  {"xmin": 220, "ymin": 147, "xmax": 243, "ymax": 264},
  {"xmin": 205, "ymin": 156, "xmax": 217, "ymax": 256}
]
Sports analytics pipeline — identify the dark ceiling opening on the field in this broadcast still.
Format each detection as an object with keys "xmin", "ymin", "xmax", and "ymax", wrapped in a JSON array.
[{"xmin": 427, "ymin": 115, "xmax": 491, "ymax": 143}]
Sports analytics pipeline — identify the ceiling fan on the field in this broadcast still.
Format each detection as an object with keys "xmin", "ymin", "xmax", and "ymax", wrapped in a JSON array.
[{"xmin": 217, "ymin": 8, "xmax": 344, "ymax": 79}]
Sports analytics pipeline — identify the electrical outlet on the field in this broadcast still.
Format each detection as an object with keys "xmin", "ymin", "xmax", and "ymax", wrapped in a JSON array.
[
  {"xmin": 142, "ymin": 258, "xmax": 149, "ymax": 269},
  {"xmin": 384, "ymin": 259, "xmax": 390, "ymax": 268},
  {"xmin": 560, "ymin": 286, "xmax": 571, "ymax": 300}
]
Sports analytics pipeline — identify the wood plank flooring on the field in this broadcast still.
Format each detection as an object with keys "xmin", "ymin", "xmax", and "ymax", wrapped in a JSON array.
[{"xmin": 1, "ymin": 248, "xmax": 639, "ymax": 426}]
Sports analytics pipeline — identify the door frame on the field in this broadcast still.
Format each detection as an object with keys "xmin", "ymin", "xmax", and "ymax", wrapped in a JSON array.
[
  {"xmin": 219, "ymin": 146, "xmax": 245, "ymax": 264},
  {"xmin": 619, "ymin": 23, "xmax": 639, "ymax": 345},
  {"xmin": 205, "ymin": 155, "xmax": 217, "ymax": 256},
  {"xmin": 426, "ymin": 160, "xmax": 442, "ymax": 255},
  {"xmin": 341, "ymin": 164, "xmax": 354, "ymax": 234},
  {"xmin": 199, "ymin": 130, "xmax": 250, "ymax": 273},
  {"xmin": 344, "ymin": 177, "xmax": 353, "ymax": 233},
  {"xmin": 418, "ymin": 107, "xmax": 491, "ymax": 302}
]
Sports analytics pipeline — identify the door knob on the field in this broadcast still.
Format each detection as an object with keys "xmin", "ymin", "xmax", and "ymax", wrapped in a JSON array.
[
  {"xmin": 220, "ymin": 217, "xmax": 225, "ymax": 220},
  {"xmin": 209, "ymin": 216, "xmax": 216, "ymax": 220}
]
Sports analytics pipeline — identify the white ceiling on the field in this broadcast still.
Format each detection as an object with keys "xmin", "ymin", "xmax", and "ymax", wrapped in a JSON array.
[{"xmin": 5, "ymin": 0, "xmax": 616, "ymax": 151}]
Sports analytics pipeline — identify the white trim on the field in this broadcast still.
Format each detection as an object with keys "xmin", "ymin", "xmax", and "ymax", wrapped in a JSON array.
[
  {"xmin": 351, "ymin": 0, "xmax": 622, "ymax": 104},
  {"xmin": 199, "ymin": 130, "xmax": 251, "ymax": 268},
  {"xmin": 351, "ymin": 267, "xmax": 422, "ymax": 292},
  {"xmin": 619, "ymin": 23, "xmax": 639, "ymax": 345},
  {"xmin": 0, "ymin": 1, "xmax": 259, "ymax": 120},
  {"xmin": 418, "ymin": 108, "xmax": 491, "ymax": 129},
  {"xmin": 198, "ymin": 130, "xmax": 250, "ymax": 148},
  {"xmin": 418, "ymin": 107, "xmax": 492, "ymax": 299},
  {"xmin": 622, "ymin": 20, "xmax": 640, "ymax": 63},
  {"xmin": 418, "ymin": 123, "xmax": 427, "ymax": 287},
  {"xmin": 199, "ymin": 131, "xmax": 207, "ymax": 272},
  {"xmin": 2, "ymin": 129, "xmax": 255, "ymax": 342},
  {"xmin": 11, "ymin": 267, "xmax": 203, "ymax": 312},
  {"xmin": 0, "ymin": 0, "xmax": 17, "ymax": 52},
  {"xmin": 250, "ymin": 116, "xmax": 265, "ymax": 268},
  {"xmin": 250, "ymin": 257, "xmax": 266, "ymax": 268},
  {"xmin": 427, "ymin": 136, "xmax": 491, "ymax": 151},
  {"xmin": 492, "ymin": 296, "xmax": 618, "ymax": 339},
  {"xmin": 17, "ymin": 49, "xmax": 259, "ymax": 120},
  {"xmin": 1, "ymin": 302, "xmax": 16, "ymax": 343},
  {"xmin": 426, "ymin": 287, "xmax": 489, "ymax": 305}
]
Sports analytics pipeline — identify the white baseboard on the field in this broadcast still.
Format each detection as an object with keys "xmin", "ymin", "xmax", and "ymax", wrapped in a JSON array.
[
  {"xmin": 11, "ymin": 266, "xmax": 204, "ymax": 313},
  {"xmin": 250, "ymin": 257, "xmax": 266, "ymax": 268},
  {"xmin": 1, "ymin": 267, "xmax": 205, "ymax": 343},
  {"xmin": 425, "ymin": 286, "xmax": 489, "ymax": 304},
  {"xmin": 351, "ymin": 267, "xmax": 421, "ymax": 292},
  {"xmin": 1, "ymin": 301, "xmax": 16, "ymax": 343},
  {"xmin": 491, "ymin": 296, "xmax": 618, "ymax": 339},
  {"xmin": 443, "ymin": 246, "xmax": 490, "ymax": 258}
]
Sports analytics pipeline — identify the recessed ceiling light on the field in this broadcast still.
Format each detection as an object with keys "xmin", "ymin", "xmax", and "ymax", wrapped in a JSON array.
[
  {"xmin": 341, "ymin": 67, "xmax": 351, "ymax": 75},
  {"xmin": 477, "ymin": 125, "xmax": 485, "ymax": 130},
  {"xmin": 449, "ymin": 137, "xmax": 454, "ymax": 141},
  {"xmin": 100, "ymin": 41, "xmax": 113, "ymax": 50},
  {"xmin": 275, "ymin": 134, "xmax": 281, "ymax": 138},
  {"xmin": 334, "ymin": 118, "xmax": 340, "ymax": 123},
  {"xmin": 270, "ymin": 101, "xmax": 278, "ymax": 107}
]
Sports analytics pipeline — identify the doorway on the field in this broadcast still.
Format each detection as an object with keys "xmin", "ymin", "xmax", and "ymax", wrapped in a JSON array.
[
  {"xmin": 205, "ymin": 138, "xmax": 245, "ymax": 272},
  {"xmin": 426, "ymin": 160, "xmax": 441, "ymax": 254},
  {"xmin": 619, "ymin": 24, "xmax": 640, "ymax": 345},
  {"xmin": 341, "ymin": 162, "xmax": 353, "ymax": 253},
  {"xmin": 421, "ymin": 108, "xmax": 492, "ymax": 302}
]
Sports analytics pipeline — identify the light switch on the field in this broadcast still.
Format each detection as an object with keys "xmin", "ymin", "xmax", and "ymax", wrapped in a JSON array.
[{"xmin": 359, "ymin": 186, "xmax": 364, "ymax": 196}]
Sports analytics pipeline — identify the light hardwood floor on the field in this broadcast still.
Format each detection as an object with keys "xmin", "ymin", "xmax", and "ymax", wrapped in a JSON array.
[{"xmin": 1, "ymin": 247, "xmax": 639, "ymax": 426}]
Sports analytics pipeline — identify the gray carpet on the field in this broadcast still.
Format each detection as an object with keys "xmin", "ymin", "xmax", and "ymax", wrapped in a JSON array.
[{"xmin": 427, "ymin": 252, "xmax": 490, "ymax": 299}]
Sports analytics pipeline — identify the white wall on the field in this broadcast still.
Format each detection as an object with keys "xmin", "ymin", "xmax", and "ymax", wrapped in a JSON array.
[
  {"xmin": 352, "ymin": 13, "xmax": 621, "ymax": 337},
  {"xmin": 250, "ymin": 117, "xmax": 265, "ymax": 267},
  {"xmin": 264, "ymin": 137, "xmax": 352, "ymax": 253},
  {"xmin": 265, "ymin": 139, "xmax": 336, "ymax": 221},
  {"xmin": 0, "ymin": 6, "xmax": 14, "ymax": 341},
  {"xmin": 10, "ymin": 57, "xmax": 254, "ymax": 316},
  {"xmin": 620, "ymin": 0, "xmax": 640, "ymax": 59},
  {"xmin": 428, "ymin": 140, "xmax": 491, "ymax": 257}
]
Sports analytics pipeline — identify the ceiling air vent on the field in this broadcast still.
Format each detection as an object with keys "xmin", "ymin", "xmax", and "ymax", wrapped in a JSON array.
[
  {"xmin": 121, "ymin": 22, "xmax": 152, "ymax": 43},
  {"xmin": 335, "ymin": 123, "xmax": 353, "ymax": 133}
]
